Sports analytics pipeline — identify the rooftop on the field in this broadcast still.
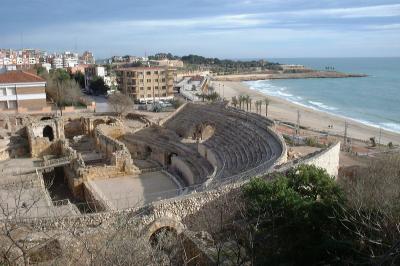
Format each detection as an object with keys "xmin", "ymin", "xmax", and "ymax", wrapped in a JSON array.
[{"xmin": 0, "ymin": 70, "xmax": 46, "ymax": 84}]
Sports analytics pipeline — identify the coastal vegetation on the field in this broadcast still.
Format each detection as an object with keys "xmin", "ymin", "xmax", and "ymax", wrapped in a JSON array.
[
  {"xmin": 239, "ymin": 159, "xmax": 400, "ymax": 265},
  {"xmin": 149, "ymin": 53, "xmax": 282, "ymax": 74}
]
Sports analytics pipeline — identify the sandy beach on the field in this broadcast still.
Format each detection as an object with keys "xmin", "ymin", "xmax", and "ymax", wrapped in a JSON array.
[{"xmin": 216, "ymin": 81, "xmax": 400, "ymax": 145}]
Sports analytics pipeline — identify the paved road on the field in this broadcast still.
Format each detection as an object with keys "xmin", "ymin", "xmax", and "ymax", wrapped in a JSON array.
[{"xmin": 86, "ymin": 95, "xmax": 112, "ymax": 113}]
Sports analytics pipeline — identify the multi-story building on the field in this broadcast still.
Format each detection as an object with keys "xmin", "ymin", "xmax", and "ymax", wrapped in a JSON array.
[
  {"xmin": 0, "ymin": 71, "xmax": 47, "ymax": 112},
  {"xmin": 115, "ymin": 67, "xmax": 175, "ymax": 102},
  {"xmin": 80, "ymin": 51, "xmax": 95, "ymax": 65},
  {"xmin": 84, "ymin": 66, "xmax": 106, "ymax": 90},
  {"xmin": 51, "ymin": 56, "xmax": 63, "ymax": 69},
  {"xmin": 62, "ymin": 52, "xmax": 79, "ymax": 68}
]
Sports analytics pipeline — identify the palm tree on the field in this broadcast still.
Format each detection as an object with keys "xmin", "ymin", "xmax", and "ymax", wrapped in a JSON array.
[
  {"xmin": 245, "ymin": 95, "xmax": 250, "ymax": 111},
  {"xmin": 264, "ymin": 98, "xmax": 270, "ymax": 117},
  {"xmin": 249, "ymin": 98, "xmax": 252, "ymax": 112},
  {"xmin": 256, "ymin": 100, "xmax": 262, "ymax": 114},
  {"xmin": 239, "ymin": 95, "xmax": 245, "ymax": 109},
  {"xmin": 231, "ymin": 96, "xmax": 238, "ymax": 108}
]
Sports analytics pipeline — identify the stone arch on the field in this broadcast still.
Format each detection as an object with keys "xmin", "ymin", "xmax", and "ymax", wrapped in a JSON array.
[
  {"xmin": 146, "ymin": 217, "xmax": 185, "ymax": 241},
  {"xmin": 200, "ymin": 123, "xmax": 215, "ymax": 141},
  {"xmin": 193, "ymin": 122, "xmax": 215, "ymax": 141},
  {"xmin": 42, "ymin": 125, "xmax": 54, "ymax": 141},
  {"xmin": 40, "ymin": 116, "xmax": 52, "ymax": 121},
  {"xmin": 166, "ymin": 152, "xmax": 177, "ymax": 165}
]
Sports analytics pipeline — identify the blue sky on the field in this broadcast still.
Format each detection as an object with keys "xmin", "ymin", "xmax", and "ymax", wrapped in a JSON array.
[{"xmin": 1, "ymin": 0, "xmax": 400, "ymax": 58}]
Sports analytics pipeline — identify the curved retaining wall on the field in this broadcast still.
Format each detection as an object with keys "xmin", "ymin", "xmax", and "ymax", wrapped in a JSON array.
[{"xmin": 303, "ymin": 141, "xmax": 340, "ymax": 177}]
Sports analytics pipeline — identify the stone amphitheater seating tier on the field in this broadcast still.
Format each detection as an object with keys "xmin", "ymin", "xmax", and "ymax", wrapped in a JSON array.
[
  {"xmin": 121, "ymin": 103, "xmax": 284, "ymax": 186},
  {"xmin": 162, "ymin": 103, "xmax": 283, "ymax": 179}
]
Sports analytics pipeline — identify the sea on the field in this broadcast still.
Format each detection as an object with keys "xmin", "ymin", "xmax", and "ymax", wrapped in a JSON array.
[{"xmin": 243, "ymin": 58, "xmax": 400, "ymax": 133}]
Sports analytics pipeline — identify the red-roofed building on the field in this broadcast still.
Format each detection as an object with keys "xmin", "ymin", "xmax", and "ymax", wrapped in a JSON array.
[{"xmin": 0, "ymin": 71, "xmax": 47, "ymax": 112}]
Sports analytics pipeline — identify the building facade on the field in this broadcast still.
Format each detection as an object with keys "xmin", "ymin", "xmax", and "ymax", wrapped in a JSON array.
[
  {"xmin": 0, "ymin": 71, "xmax": 47, "ymax": 112},
  {"xmin": 80, "ymin": 51, "xmax": 95, "ymax": 65},
  {"xmin": 85, "ymin": 66, "xmax": 106, "ymax": 90},
  {"xmin": 115, "ymin": 67, "xmax": 175, "ymax": 102}
]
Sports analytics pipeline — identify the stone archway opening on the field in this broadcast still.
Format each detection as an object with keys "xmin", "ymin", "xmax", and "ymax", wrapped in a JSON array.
[
  {"xmin": 166, "ymin": 152, "xmax": 177, "ymax": 166},
  {"xmin": 43, "ymin": 125, "xmax": 54, "ymax": 141}
]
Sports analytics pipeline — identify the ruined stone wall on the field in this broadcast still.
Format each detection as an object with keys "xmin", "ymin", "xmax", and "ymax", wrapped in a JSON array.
[
  {"xmin": 171, "ymin": 156, "xmax": 196, "ymax": 185},
  {"xmin": 94, "ymin": 124, "xmax": 139, "ymax": 174},
  {"xmin": 83, "ymin": 181, "xmax": 114, "ymax": 211},
  {"xmin": 64, "ymin": 118, "xmax": 84, "ymax": 139},
  {"xmin": 27, "ymin": 118, "xmax": 65, "ymax": 158},
  {"xmin": 81, "ymin": 166, "xmax": 123, "ymax": 180},
  {"xmin": 198, "ymin": 144, "xmax": 220, "ymax": 170},
  {"xmin": 0, "ymin": 138, "xmax": 29, "ymax": 161},
  {"xmin": 123, "ymin": 141, "xmax": 148, "ymax": 159},
  {"xmin": 150, "ymin": 149, "xmax": 166, "ymax": 165},
  {"xmin": 10, "ymin": 143, "xmax": 340, "ymax": 231}
]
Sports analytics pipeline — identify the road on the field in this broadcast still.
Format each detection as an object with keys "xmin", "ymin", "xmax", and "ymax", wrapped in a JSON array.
[{"xmin": 86, "ymin": 95, "xmax": 112, "ymax": 113}]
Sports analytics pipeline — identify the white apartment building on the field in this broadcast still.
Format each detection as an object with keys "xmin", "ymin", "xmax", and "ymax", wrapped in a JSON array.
[
  {"xmin": 52, "ymin": 57, "xmax": 63, "ymax": 69},
  {"xmin": 84, "ymin": 66, "xmax": 106, "ymax": 90}
]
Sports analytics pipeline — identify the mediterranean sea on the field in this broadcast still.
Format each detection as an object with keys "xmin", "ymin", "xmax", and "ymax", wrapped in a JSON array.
[{"xmin": 244, "ymin": 58, "xmax": 400, "ymax": 133}]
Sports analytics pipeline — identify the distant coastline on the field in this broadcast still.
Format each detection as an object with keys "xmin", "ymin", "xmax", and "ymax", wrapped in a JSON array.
[{"xmin": 213, "ymin": 71, "xmax": 367, "ymax": 81}]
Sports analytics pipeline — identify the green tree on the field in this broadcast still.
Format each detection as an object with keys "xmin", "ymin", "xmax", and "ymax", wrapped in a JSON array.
[
  {"xmin": 36, "ymin": 66, "xmax": 47, "ymax": 76},
  {"xmin": 264, "ymin": 98, "xmax": 270, "ymax": 117},
  {"xmin": 90, "ymin": 77, "xmax": 109, "ymax": 95},
  {"xmin": 243, "ymin": 165, "xmax": 346, "ymax": 265},
  {"xmin": 71, "ymin": 71, "xmax": 85, "ymax": 89},
  {"xmin": 245, "ymin": 95, "xmax": 250, "ymax": 111}
]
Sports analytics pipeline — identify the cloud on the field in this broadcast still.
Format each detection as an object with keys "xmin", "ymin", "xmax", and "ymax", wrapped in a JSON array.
[
  {"xmin": 365, "ymin": 23, "xmax": 400, "ymax": 30},
  {"xmin": 287, "ymin": 4, "xmax": 400, "ymax": 18}
]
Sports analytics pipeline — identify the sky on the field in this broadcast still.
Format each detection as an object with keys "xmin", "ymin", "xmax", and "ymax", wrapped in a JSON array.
[{"xmin": 1, "ymin": 0, "xmax": 400, "ymax": 59}]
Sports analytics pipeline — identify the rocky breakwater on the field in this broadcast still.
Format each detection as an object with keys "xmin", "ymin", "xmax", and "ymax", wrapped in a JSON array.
[{"xmin": 214, "ymin": 71, "xmax": 367, "ymax": 81}]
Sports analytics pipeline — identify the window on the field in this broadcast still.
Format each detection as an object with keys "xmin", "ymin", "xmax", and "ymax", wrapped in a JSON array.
[
  {"xmin": 6, "ymin": 87, "xmax": 16, "ymax": 95},
  {"xmin": 147, "ymin": 79, "xmax": 151, "ymax": 83},
  {"xmin": 161, "ymin": 71, "xmax": 165, "ymax": 75},
  {"xmin": 146, "ymin": 71, "xmax": 151, "ymax": 75},
  {"xmin": 161, "ymin": 78, "xmax": 166, "ymax": 82},
  {"xmin": 140, "ymin": 87, "xmax": 144, "ymax": 90},
  {"xmin": 8, "ymin": 100, "xmax": 17, "ymax": 109},
  {"xmin": 147, "ymin": 94, "xmax": 151, "ymax": 97},
  {"xmin": 154, "ymin": 71, "xmax": 158, "ymax": 74},
  {"xmin": 162, "ymin": 86, "xmax": 166, "ymax": 90},
  {"xmin": 140, "ymin": 79, "xmax": 144, "ymax": 83},
  {"xmin": 162, "ymin": 93, "xmax": 167, "ymax": 97},
  {"xmin": 155, "ymin": 94, "xmax": 159, "ymax": 97},
  {"xmin": 147, "ymin": 87, "xmax": 151, "ymax": 90},
  {"xmin": 0, "ymin": 88, "xmax": 6, "ymax": 96},
  {"xmin": 155, "ymin": 79, "xmax": 158, "ymax": 82},
  {"xmin": 155, "ymin": 86, "xmax": 159, "ymax": 90}
]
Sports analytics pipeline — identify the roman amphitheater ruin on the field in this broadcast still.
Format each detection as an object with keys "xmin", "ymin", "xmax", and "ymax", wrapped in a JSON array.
[{"xmin": 0, "ymin": 102, "xmax": 340, "ymax": 263}]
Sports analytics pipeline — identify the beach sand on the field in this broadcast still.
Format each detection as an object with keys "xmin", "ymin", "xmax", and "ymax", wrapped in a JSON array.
[{"xmin": 216, "ymin": 81, "xmax": 400, "ymax": 145}]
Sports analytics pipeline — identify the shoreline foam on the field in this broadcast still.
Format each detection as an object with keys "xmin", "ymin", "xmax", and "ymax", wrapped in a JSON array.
[{"xmin": 244, "ymin": 81, "xmax": 400, "ymax": 134}]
